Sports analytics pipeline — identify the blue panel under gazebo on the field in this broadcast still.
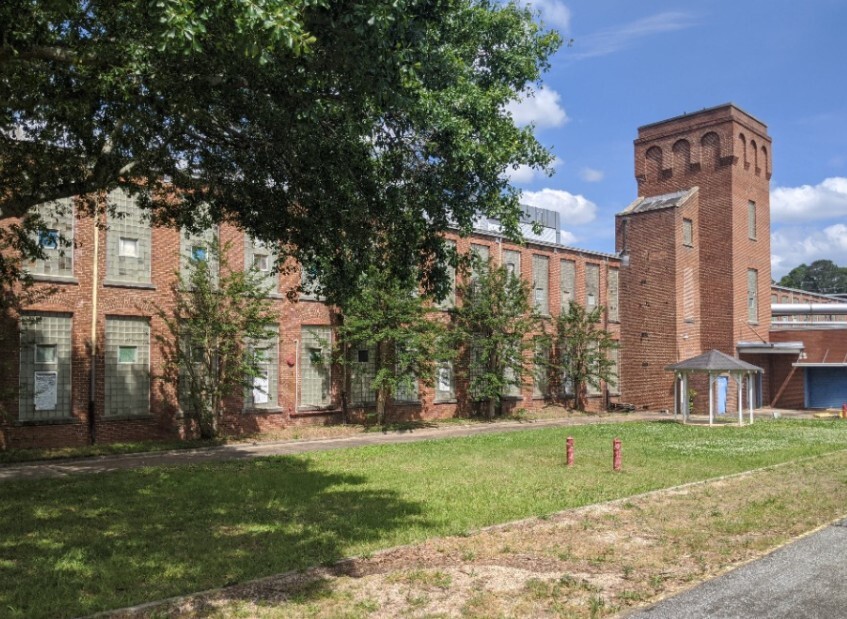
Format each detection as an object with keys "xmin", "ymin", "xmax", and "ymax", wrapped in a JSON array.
[{"xmin": 666, "ymin": 350, "xmax": 764, "ymax": 426}]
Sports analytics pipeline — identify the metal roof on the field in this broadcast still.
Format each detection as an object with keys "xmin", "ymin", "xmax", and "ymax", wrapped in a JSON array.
[
  {"xmin": 665, "ymin": 349, "xmax": 763, "ymax": 373},
  {"xmin": 618, "ymin": 188, "xmax": 697, "ymax": 216}
]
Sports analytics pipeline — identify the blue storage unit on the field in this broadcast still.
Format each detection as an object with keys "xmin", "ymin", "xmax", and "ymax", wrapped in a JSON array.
[{"xmin": 805, "ymin": 367, "xmax": 847, "ymax": 409}]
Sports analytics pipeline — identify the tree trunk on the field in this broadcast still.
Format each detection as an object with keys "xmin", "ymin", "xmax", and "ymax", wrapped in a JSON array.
[
  {"xmin": 486, "ymin": 397, "xmax": 496, "ymax": 420},
  {"xmin": 376, "ymin": 387, "xmax": 388, "ymax": 426}
]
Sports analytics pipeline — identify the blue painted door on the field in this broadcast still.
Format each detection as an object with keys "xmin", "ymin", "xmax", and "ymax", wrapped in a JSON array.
[
  {"xmin": 717, "ymin": 376, "xmax": 728, "ymax": 415},
  {"xmin": 806, "ymin": 368, "xmax": 847, "ymax": 409}
]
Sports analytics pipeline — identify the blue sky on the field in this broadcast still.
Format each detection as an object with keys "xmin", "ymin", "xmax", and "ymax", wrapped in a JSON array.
[{"xmin": 505, "ymin": 0, "xmax": 847, "ymax": 279}]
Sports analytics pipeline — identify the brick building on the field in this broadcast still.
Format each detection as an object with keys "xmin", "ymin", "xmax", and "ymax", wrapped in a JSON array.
[{"xmin": 6, "ymin": 102, "xmax": 847, "ymax": 449}]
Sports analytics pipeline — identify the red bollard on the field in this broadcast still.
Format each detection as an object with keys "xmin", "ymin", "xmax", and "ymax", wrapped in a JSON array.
[
  {"xmin": 842, "ymin": 403, "xmax": 846, "ymax": 419},
  {"xmin": 566, "ymin": 436, "xmax": 574, "ymax": 466},
  {"xmin": 613, "ymin": 438, "xmax": 622, "ymax": 471}
]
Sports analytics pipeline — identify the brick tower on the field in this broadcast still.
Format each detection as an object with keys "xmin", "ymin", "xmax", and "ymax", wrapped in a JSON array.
[{"xmin": 615, "ymin": 104, "xmax": 772, "ymax": 410}]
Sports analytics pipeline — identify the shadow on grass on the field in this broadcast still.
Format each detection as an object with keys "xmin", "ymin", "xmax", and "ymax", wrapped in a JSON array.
[{"xmin": 0, "ymin": 456, "xmax": 427, "ymax": 619}]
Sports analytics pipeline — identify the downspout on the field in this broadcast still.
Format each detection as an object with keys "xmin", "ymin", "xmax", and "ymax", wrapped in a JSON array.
[{"xmin": 88, "ymin": 207, "xmax": 100, "ymax": 444}]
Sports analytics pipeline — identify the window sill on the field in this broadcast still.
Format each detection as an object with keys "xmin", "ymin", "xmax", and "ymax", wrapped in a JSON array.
[
  {"xmin": 103, "ymin": 280, "xmax": 156, "ymax": 290},
  {"xmin": 294, "ymin": 406, "xmax": 339, "ymax": 415},
  {"xmin": 393, "ymin": 400, "xmax": 421, "ymax": 407},
  {"xmin": 30, "ymin": 274, "xmax": 79, "ymax": 285},
  {"xmin": 244, "ymin": 407, "xmax": 285, "ymax": 415},
  {"xmin": 434, "ymin": 398, "xmax": 457, "ymax": 404},
  {"xmin": 13, "ymin": 417, "xmax": 80, "ymax": 427},
  {"xmin": 101, "ymin": 414, "xmax": 155, "ymax": 422}
]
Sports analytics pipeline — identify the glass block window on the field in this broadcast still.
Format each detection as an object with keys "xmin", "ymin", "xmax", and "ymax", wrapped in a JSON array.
[
  {"xmin": 19, "ymin": 313, "xmax": 73, "ymax": 421},
  {"xmin": 533, "ymin": 340, "xmax": 549, "ymax": 399},
  {"xmin": 587, "ymin": 342, "xmax": 601, "ymax": 396},
  {"xmin": 300, "ymin": 263, "xmax": 322, "ymax": 301},
  {"xmin": 503, "ymin": 250, "xmax": 521, "ymax": 279},
  {"xmin": 683, "ymin": 218, "xmax": 694, "ymax": 247},
  {"xmin": 301, "ymin": 326, "xmax": 332, "ymax": 408},
  {"xmin": 180, "ymin": 226, "xmax": 218, "ymax": 284},
  {"xmin": 748, "ymin": 269, "xmax": 759, "ymax": 323},
  {"xmin": 607, "ymin": 268, "xmax": 620, "ymax": 322},
  {"xmin": 470, "ymin": 244, "xmax": 490, "ymax": 283},
  {"xmin": 560, "ymin": 259, "xmax": 575, "ymax": 308},
  {"xmin": 244, "ymin": 235, "xmax": 278, "ymax": 294},
  {"xmin": 106, "ymin": 190, "xmax": 151, "ymax": 284},
  {"xmin": 349, "ymin": 345, "xmax": 376, "ymax": 405},
  {"xmin": 246, "ymin": 326, "xmax": 279, "ymax": 409},
  {"xmin": 532, "ymin": 255, "xmax": 549, "ymax": 314},
  {"xmin": 30, "ymin": 198, "xmax": 74, "ymax": 278},
  {"xmin": 394, "ymin": 343, "xmax": 419, "ymax": 402},
  {"xmin": 748, "ymin": 201, "xmax": 757, "ymax": 240},
  {"xmin": 437, "ymin": 240, "xmax": 456, "ymax": 310},
  {"xmin": 105, "ymin": 316, "xmax": 150, "ymax": 417},
  {"xmin": 468, "ymin": 338, "xmax": 487, "ymax": 401},
  {"xmin": 607, "ymin": 348, "xmax": 620, "ymax": 395},
  {"xmin": 502, "ymin": 338, "xmax": 521, "ymax": 397},
  {"xmin": 585, "ymin": 263, "xmax": 600, "ymax": 310},
  {"xmin": 434, "ymin": 362, "xmax": 455, "ymax": 402}
]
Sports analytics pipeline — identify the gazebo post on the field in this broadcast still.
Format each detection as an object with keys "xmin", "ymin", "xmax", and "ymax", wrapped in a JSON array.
[
  {"xmin": 673, "ymin": 372, "xmax": 679, "ymax": 420},
  {"xmin": 708, "ymin": 372, "xmax": 714, "ymax": 426},
  {"xmin": 683, "ymin": 373, "xmax": 689, "ymax": 423},
  {"xmin": 749, "ymin": 372, "xmax": 754, "ymax": 424},
  {"xmin": 736, "ymin": 372, "xmax": 743, "ymax": 427}
]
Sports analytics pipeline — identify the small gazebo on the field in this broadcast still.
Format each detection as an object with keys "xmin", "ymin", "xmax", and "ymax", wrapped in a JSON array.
[{"xmin": 666, "ymin": 350, "xmax": 763, "ymax": 426}]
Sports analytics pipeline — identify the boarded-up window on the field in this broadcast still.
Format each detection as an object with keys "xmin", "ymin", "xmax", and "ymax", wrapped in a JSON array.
[
  {"xmin": 105, "ymin": 317, "xmax": 150, "ymax": 417},
  {"xmin": 607, "ymin": 268, "xmax": 619, "ymax": 322},
  {"xmin": 533, "ymin": 340, "xmax": 549, "ymax": 399},
  {"xmin": 683, "ymin": 218, "xmax": 693, "ymax": 247},
  {"xmin": 19, "ymin": 313, "xmax": 73, "ymax": 421},
  {"xmin": 748, "ymin": 201, "xmax": 757, "ymax": 240},
  {"xmin": 503, "ymin": 250, "xmax": 521, "ymax": 279},
  {"xmin": 585, "ymin": 264, "xmax": 600, "ymax": 310},
  {"xmin": 747, "ymin": 269, "xmax": 758, "ymax": 323},
  {"xmin": 532, "ymin": 255, "xmax": 549, "ymax": 314},
  {"xmin": 470, "ymin": 244, "xmax": 490, "ymax": 283},
  {"xmin": 30, "ymin": 199, "xmax": 75, "ymax": 278},
  {"xmin": 106, "ymin": 191, "xmax": 151, "ymax": 284},
  {"xmin": 607, "ymin": 348, "xmax": 620, "ymax": 395},
  {"xmin": 587, "ymin": 342, "xmax": 601, "ymax": 396},
  {"xmin": 560, "ymin": 259, "xmax": 576, "ymax": 308},
  {"xmin": 301, "ymin": 326, "xmax": 332, "ymax": 408}
]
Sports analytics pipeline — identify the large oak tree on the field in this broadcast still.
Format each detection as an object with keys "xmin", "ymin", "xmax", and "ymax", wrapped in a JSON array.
[{"xmin": 0, "ymin": 0, "xmax": 560, "ymax": 303}]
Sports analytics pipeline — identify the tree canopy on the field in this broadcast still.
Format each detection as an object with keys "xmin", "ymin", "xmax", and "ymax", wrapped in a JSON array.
[
  {"xmin": 778, "ymin": 260, "xmax": 847, "ymax": 295},
  {"xmin": 0, "ymin": 0, "xmax": 560, "ymax": 303}
]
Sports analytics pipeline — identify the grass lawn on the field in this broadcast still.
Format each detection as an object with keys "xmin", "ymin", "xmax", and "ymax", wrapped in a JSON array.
[{"xmin": 2, "ymin": 420, "xmax": 847, "ymax": 618}]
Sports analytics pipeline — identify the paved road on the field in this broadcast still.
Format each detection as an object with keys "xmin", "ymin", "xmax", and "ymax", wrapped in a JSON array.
[
  {"xmin": 626, "ymin": 518, "xmax": 847, "ymax": 619},
  {"xmin": 0, "ymin": 412, "xmax": 662, "ymax": 482}
]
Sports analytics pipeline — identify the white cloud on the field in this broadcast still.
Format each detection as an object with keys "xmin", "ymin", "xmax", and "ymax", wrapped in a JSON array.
[
  {"xmin": 558, "ymin": 229, "xmax": 578, "ymax": 245},
  {"xmin": 579, "ymin": 167, "xmax": 604, "ymax": 182},
  {"xmin": 771, "ymin": 177, "xmax": 847, "ymax": 222},
  {"xmin": 506, "ymin": 86, "xmax": 569, "ymax": 129},
  {"xmin": 771, "ymin": 223, "xmax": 847, "ymax": 278},
  {"xmin": 519, "ymin": 0, "xmax": 572, "ymax": 30},
  {"xmin": 504, "ymin": 157, "xmax": 563, "ymax": 185},
  {"xmin": 574, "ymin": 11, "xmax": 697, "ymax": 59},
  {"xmin": 521, "ymin": 188, "xmax": 597, "ymax": 225}
]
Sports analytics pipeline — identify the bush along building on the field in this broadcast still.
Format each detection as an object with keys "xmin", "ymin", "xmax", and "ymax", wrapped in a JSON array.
[{"xmin": 5, "ymin": 103, "xmax": 847, "ymax": 450}]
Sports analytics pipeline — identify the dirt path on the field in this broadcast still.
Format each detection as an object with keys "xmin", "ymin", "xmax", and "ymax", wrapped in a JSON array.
[{"xmin": 100, "ymin": 449, "xmax": 847, "ymax": 619}]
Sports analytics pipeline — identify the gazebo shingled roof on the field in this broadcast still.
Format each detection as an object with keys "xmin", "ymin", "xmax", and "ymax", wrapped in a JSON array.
[{"xmin": 665, "ymin": 349, "xmax": 763, "ymax": 373}]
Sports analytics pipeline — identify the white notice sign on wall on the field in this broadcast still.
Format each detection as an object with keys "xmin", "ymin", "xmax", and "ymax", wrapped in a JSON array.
[
  {"xmin": 252, "ymin": 372, "xmax": 269, "ymax": 404},
  {"xmin": 34, "ymin": 371, "xmax": 58, "ymax": 411}
]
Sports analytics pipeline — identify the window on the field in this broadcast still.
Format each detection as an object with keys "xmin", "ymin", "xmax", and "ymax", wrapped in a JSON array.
[
  {"xmin": 118, "ymin": 237, "xmax": 139, "ymax": 258},
  {"xmin": 39, "ymin": 229, "xmax": 59, "ymax": 250},
  {"xmin": 253, "ymin": 253, "xmax": 270, "ymax": 272},
  {"xmin": 437, "ymin": 240, "xmax": 457, "ymax": 309},
  {"xmin": 503, "ymin": 250, "xmax": 521, "ymax": 279},
  {"xmin": 245, "ymin": 235, "xmax": 278, "ymax": 294},
  {"xmin": 19, "ymin": 313, "xmax": 73, "ymax": 420},
  {"xmin": 300, "ymin": 264, "xmax": 321, "ymax": 300},
  {"xmin": 394, "ymin": 343, "xmax": 419, "ymax": 402},
  {"xmin": 118, "ymin": 346, "xmax": 138, "ymax": 364},
  {"xmin": 350, "ymin": 345, "xmax": 376, "ymax": 405},
  {"xmin": 607, "ymin": 268, "xmax": 619, "ymax": 322},
  {"xmin": 748, "ymin": 201, "xmax": 757, "ymax": 240},
  {"xmin": 683, "ymin": 218, "xmax": 693, "ymax": 247},
  {"xmin": 301, "ymin": 326, "xmax": 331, "ymax": 408},
  {"xmin": 587, "ymin": 342, "xmax": 601, "ymax": 396},
  {"xmin": 106, "ymin": 190, "xmax": 151, "ymax": 284},
  {"xmin": 192, "ymin": 246, "xmax": 207, "ymax": 262},
  {"xmin": 585, "ymin": 264, "xmax": 600, "ymax": 310},
  {"xmin": 560, "ymin": 259, "xmax": 575, "ymax": 308},
  {"xmin": 470, "ymin": 244, "xmax": 490, "ymax": 284},
  {"xmin": 533, "ymin": 340, "xmax": 549, "ymax": 399},
  {"xmin": 502, "ymin": 338, "xmax": 521, "ymax": 397},
  {"xmin": 532, "ymin": 255, "xmax": 549, "ymax": 314},
  {"xmin": 105, "ymin": 317, "xmax": 150, "ymax": 417},
  {"xmin": 180, "ymin": 225, "xmax": 218, "ymax": 284},
  {"xmin": 607, "ymin": 348, "xmax": 620, "ymax": 395},
  {"xmin": 434, "ymin": 362, "xmax": 455, "ymax": 402},
  {"xmin": 30, "ymin": 198, "xmax": 74, "ymax": 278},
  {"xmin": 747, "ymin": 269, "xmax": 758, "ymax": 323},
  {"xmin": 34, "ymin": 344, "xmax": 57, "ymax": 364},
  {"xmin": 247, "ymin": 327, "xmax": 279, "ymax": 409}
]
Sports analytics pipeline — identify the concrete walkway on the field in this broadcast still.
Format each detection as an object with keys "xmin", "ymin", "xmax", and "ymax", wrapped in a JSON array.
[
  {"xmin": 0, "ymin": 412, "xmax": 665, "ymax": 482},
  {"xmin": 625, "ymin": 518, "xmax": 847, "ymax": 618}
]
